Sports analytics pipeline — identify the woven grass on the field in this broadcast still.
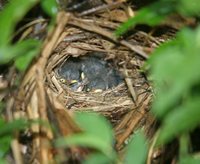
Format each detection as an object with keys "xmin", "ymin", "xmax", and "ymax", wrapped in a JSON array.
[{"xmin": 12, "ymin": 2, "xmax": 154, "ymax": 163}]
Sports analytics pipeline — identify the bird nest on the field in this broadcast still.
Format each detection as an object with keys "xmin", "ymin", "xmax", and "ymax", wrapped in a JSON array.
[
  {"xmin": 13, "ymin": 8, "xmax": 154, "ymax": 164},
  {"xmin": 47, "ymin": 27, "xmax": 138, "ymax": 125}
]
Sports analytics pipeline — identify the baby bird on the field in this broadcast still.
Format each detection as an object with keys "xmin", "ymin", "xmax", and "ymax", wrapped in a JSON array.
[
  {"xmin": 80, "ymin": 55, "xmax": 107, "ymax": 78},
  {"xmin": 57, "ymin": 59, "xmax": 81, "ymax": 82},
  {"xmin": 106, "ymin": 69, "xmax": 123, "ymax": 88},
  {"xmin": 80, "ymin": 53, "xmax": 123, "ymax": 91},
  {"xmin": 85, "ymin": 77, "xmax": 108, "ymax": 91},
  {"xmin": 56, "ymin": 52, "xmax": 123, "ymax": 92}
]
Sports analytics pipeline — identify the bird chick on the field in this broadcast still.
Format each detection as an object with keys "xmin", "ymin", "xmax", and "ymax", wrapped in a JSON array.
[
  {"xmin": 80, "ymin": 56, "xmax": 107, "ymax": 78},
  {"xmin": 106, "ymin": 69, "xmax": 123, "ymax": 88},
  {"xmin": 57, "ymin": 59, "xmax": 81, "ymax": 81},
  {"xmin": 85, "ymin": 77, "xmax": 108, "ymax": 91},
  {"xmin": 56, "ymin": 53, "xmax": 123, "ymax": 92},
  {"xmin": 80, "ymin": 53, "xmax": 123, "ymax": 91}
]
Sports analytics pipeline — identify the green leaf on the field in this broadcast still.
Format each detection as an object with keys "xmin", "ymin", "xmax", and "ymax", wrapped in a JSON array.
[
  {"xmin": 41, "ymin": 0, "xmax": 58, "ymax": 17},
  {"xmin": 0, "ymin": 159, "xmax": 7, "ymax": 164},
  {"xmin": 124, "ymin": 130, "xmax": 148, "ymax": 164},
  {"xmin": 0, "ymin": 102, "xmax": 5, "ymax": 113},
  {"xmin": 74, "ymin": 112, "xmax": 114, "ymax": 146},
  {"xmin": 115, "ymin": 0, "xmax": 175, "ymax": 36},
  {"xmin": 0, "ymin": 118, "xmax": 31, "ymax": 158},
  {"xmin": 56, "ymin": 133, "xmax": 116, "ymax": 159},
  {"xmin": 179, "ymin": 134, "xmax": 190, "ymax": 158},
  {"xmin": 0, "ymin": 0, "xmax": 38, "ymax": 46},
  {"xmin": 0, "ymin": 135, "xmax": 12, "ymax": 158},
  {"xmin": 0, "ymin": 119, "xmax": 29, "ymax": 137},
  {"xmin": 0, "ymin": 39, "xmax": 40, "ymax": 65},
  {"xmin": 115, "ymin": 7, "xmax": 164, "ymax": 36},
  {"xmin": 179, "ymin": 156, "xmax": 200, "ymax": 164},
  {"xmin": 178, "ymin": 0, "xmax": 200, "ymax": 15},
  {"xmin": 56, "ymin": 113, "xmax": 116, "ymax": 159},
  {"xmin": 156, "ymin": 97, "xmax": 200, "ymax": 145},
  {"xmin": 83, "ymin": 153, "xmax": 112, "ymax": 164},
  {"xmin": 15, "ymin": 43, "xmax": 40, "ymax": 71},
  {"xmin": 149, "ymin": 27, "xmax": 200, "ymax": 118}
]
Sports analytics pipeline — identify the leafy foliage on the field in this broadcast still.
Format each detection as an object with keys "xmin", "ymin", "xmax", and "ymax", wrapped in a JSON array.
[
  {"xmin": 0, "ymin": 0, "xmax": 38, "ymax": 46},
  {"xmin": 56, "ymin": 113, "xmax": 147, "ymax": 163},
  {"xmin": 0, "ymin": 0, "xmax": 57, "ymax": 71},
  {"xmin": 1, "ymin": 0, "xmax": 200, "ymax": 163},
  {"xmin": 56, "ymin": 113, "xmax": 116, "ymax": 163},
  {"xmin": 115, "ymin": 0, "xmax": 200, "ymax": 36},
  {"xmin": 0, "ymin": 118, "xmax": 29, "ymax": 158},
  {"xmin": 116, "ymin": 0, "xmax": 200, "ymax": 162},
  {"xmin": 149, "ymin": 27, "xmax": 200, "ymax": 119},
  {"xmin": 0, "ymin": 0, "xmax": 57, "ymax": 161},
  {"xmin": 41, "ymin": 0, "xmax": 58, "ymax": 17},
  {"xmin": 124, "ymin": 130, "xmax": 148, "ymax": 164},
  {"xmin": 148, "ymin": 26, "xmax": 200, "ymax": 146}
]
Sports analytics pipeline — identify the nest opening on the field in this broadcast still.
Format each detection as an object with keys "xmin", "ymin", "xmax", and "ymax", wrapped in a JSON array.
[
  {"xmin": 55, "ymin": 51, "xmax": 124, "ymax": 92},
  {"xmin": 49, "ymin": 50, "xmax": 134, "ymax": 125}
]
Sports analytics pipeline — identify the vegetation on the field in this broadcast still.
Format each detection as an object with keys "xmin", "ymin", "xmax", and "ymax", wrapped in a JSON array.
[{"xmin": 1, "ymin": 0, "xmax": 200, "ymax": 163}]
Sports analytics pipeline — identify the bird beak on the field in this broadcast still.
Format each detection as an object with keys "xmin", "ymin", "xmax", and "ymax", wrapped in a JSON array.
[
  {"xmin": 81, "ymin": 72, "xmax": 85, "ymax": 80},
  {"xmin": 70, "ymin": 80, "xmax": 78, "ymax": 84}
]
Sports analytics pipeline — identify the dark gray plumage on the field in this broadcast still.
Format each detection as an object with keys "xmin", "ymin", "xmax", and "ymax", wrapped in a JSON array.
[
  {"xmin": 80, "ymin": 55, "xmax": 123, "ymax": 91},
  {"xmin": 85, "ymin": 77, "xmax": 108, "ymax": 90},
  {"xmin": 58, "ymin": 59, "xmax": 81, "ymax": 81},
  {"xmin": 106, "ymin": 69, "xmax": 123, "ymax": 88},
  {"xmin": 57, "ymin": 52, "xmax": 123, "ymax": 91},
  {"xmin": 80, "ymin": 56, "xmax": 107, "ymax": 79}
]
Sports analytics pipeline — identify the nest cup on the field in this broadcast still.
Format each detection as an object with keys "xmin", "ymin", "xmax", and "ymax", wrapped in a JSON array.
[{"xmin": 46, "ymin": 26, "xmax": 152, "ymax": 133}]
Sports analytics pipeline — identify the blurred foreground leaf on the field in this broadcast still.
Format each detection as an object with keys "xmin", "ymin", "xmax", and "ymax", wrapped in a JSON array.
[
  {"xmin": 56, "ymin": 133, "xmax": 114, "ymax": 158},
  {"xmin": 0, "ymin": 39, "xmax": 40, "ymax": 70},
  {"xmin": 0, "ymin": 118, "xmax": 29, "ymax": 158},
  {"xmin": 178, "ymin": 0, "xmax": 200, "ymax": 15},
  {"xmin": 56, "ymin": 113, "xmax": 116, "ymax": 160},
  {"xmin": 0, "ymin": 119, "xmax": 29, "ymax": 137},
  {"xmin": 0, "ymin": 135, "xmax": 12, "ymax": 158},
  {"xmin": 124, "ymin": 130, "xmax": 148, "ymax": 164},
  {"xmin": 179, "ymin": 156, "xmax": 200, "ymax": 164},
  {"xmin": 149, "ymin": 27, "xmax": 200, "ymax": 118},
  {"xmin": 157, "ymin": 97, "xmax": 200, "ymax": 145},
  {"xmin": 115, "ymin": 0, "xmax": 200, "ymax": 36},
  {"xmin": 83, "ymin": 153, "xmax": 111, "ymax": 164},
  {"xmin": 74, "ymin": 112, "xmax": 114, "ymax": 145},
  {"xmin": 115, "ymin": 0, "xmax": 175, "ymax": 36},
  {"xmin": 14, "ymin": 41, "xmax": 41, "ymax": 71},
  {"xmin": 0, "ymin": 0, "xmax": 38, "ymax": 46},
  {"xmin": 41, "ymin": 0, "xmax": 58, "ymax": 17}
]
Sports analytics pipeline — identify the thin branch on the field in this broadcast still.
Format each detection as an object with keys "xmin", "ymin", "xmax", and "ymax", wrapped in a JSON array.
[{"xmin": 69, "ymin": 16, "xmax": 149, "ymax": 59}]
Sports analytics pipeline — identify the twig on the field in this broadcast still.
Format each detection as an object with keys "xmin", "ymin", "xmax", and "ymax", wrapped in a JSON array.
[
  {"xmin": 115, "ymin": 95, "xmax": 151, "ymax": 150},
  {"xmin": 147, "ymin": 131, "xmax": 159, "ymax": 164},
  {"xmin": 35, "ymin": 11, "xmax": 71, "ymax": 163},
  {"xmin": 11, "ymin": 139, "xmax": 23, "ymax": 164},
  {"xmin": 120, "ymin": 40, "xmax": 149, "ymax": 59},
  {"xmin": 12, "ymin": 18, "xmax": 47, "ymax": 41},
  {"xmin": 123, "ymin": 68, "xmax": 137, "ymax": 102},
  {"xmin": 69, "ymin": 16, "xmax": 149, "ymax": 59},
  {"xmin": 7, "ymin": 98, "xmax": 23, "ymax": 164},
  {"xmin": 78, "ymin": 1, "xmax": 124, "ymax": 16}
]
